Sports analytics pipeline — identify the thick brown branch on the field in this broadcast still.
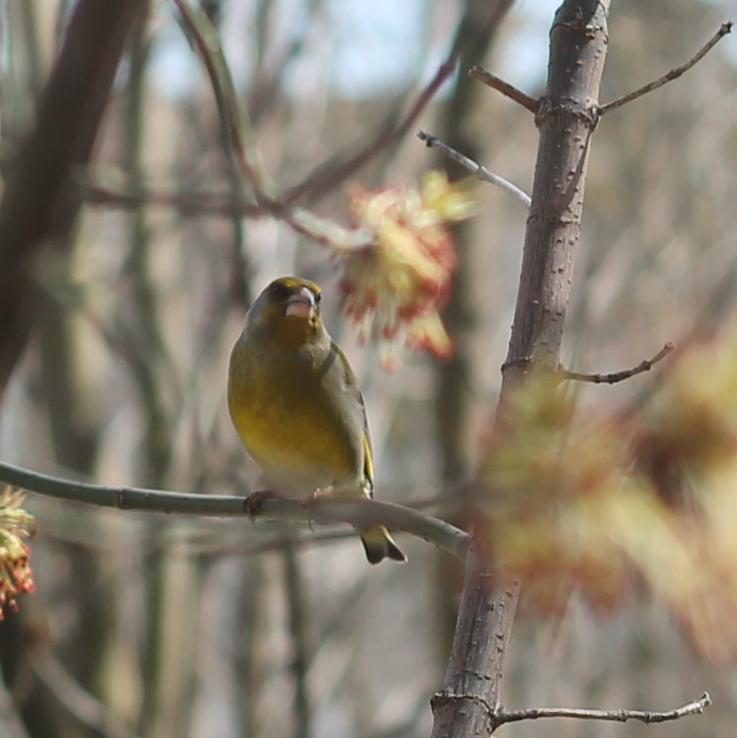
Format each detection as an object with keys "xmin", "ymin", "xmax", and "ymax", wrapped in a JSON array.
[
  {"xmin": 0, "ymin": 461, "xmax": 469, "ymax": 559},
  {"xmin": 497, "ymin": 692, "xmax": 711, "ymax": 726},
  {"xmin": 0, "ymin": 0, "xmax": 145, "ymax": 395},
  {"xmin": 560, "ymin": 341, "xmax": 674, "ymax": 384},
  {"xmin": 432, "ymin": 3, "xmax": 612, "ymax": 736},
  {"xmin": 598, "ymin": 22, "xmax": 732, "ymax": 115},
  {"xmin": 418, "ymin": 130, "xmax": 531, "ymax": 207},
  {"xmin": 468, "ymin": 66, "xmax": 539, "ymax": 113}
]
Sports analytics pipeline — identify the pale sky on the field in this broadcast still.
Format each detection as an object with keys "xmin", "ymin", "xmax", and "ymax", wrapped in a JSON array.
[{"xmin": 150, "ymin": 0, "xmax": 737, "ymax": 101}]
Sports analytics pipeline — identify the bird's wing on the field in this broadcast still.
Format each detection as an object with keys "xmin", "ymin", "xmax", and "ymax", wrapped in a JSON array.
[{"xmin": 330, "ymin": 341, "xmax": 375, "ymax": 497}]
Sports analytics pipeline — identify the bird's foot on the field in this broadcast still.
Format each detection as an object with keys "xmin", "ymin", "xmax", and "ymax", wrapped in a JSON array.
[{"xmin": 243, "ymin": 489, "xmax": 280, "ymax": 518}]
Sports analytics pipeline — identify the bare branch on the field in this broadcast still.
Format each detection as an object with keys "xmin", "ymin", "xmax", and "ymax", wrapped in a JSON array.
[
  {"xmin": 560, "ymin": 342, "xmax": 674, "ymax": 385},
  {"xmin": 497, "ymin": 692, "xmax": 711, "ymax": 726},
  {"xmin": 82, "ymin": 179, "xmax": 266, "ymax": 218},
  {"xmin": 172, "ymin": 0, "xmax": 368, "ymax": 250},
  {"xmin": 0, "ymin": 0, "xmax": 145, "ymax": 395},
  {"xmin": 468, "ymin": 66, "xmax": 539, "ymax": 113},
  {"xmin": 418, "ymin": 130, "xmax": 531, "ymax": 207},
  {"xmin": 598, "ymin": 22, "xmax": 732, "ymax": 115},
  {"xmin": 0, "ymin": 461, "xmax": 469, "ymax": 558},
  {"xmin": 282, "ymin": 59, "xmax": 458, "ymax": 205}
]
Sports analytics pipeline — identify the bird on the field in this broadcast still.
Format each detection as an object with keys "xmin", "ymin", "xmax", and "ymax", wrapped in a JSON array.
[{"xmin": 227, "ymin": 276, "xmax": 406, "ymax": 564}]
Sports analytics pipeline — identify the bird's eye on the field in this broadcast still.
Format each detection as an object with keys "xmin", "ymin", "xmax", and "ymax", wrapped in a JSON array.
[{"xmin": 314, "ymin": 292, "xmax": 321, "ymax": 304}]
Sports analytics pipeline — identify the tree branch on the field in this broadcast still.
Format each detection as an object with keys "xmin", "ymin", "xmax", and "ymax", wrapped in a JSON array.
[
  {"xmin": 0, "ymin": 0, "xmax": 146, "ymax": 395},
  {"xmin": 171, "ymin": 0, "xmax": 369, "ymax": 250},
  {"xmin": 598, "ymin": 22, "xmax": 732, "ymax": 115},
  {"xmin": 418, "ymin": 130, "xmax": 531, "ymax": 207},
  {"xmin": 468, "ymin": 66, "xmax": 539, "ymax": 113},
  {"xmin": 0, "ymin": 461, "xmax": 469, "ymax": 559},
  {"xmin": 431, "ymin": 3, "xmax": 612, "ymax": 736},
  {"xmin": 496, "ymin": 692, "xmax": 711, "ymax": 726},
  {"xmin": 560, "ymin": 341, "xmax": 674, "ymax": 384},
  {"xmin": 81, "ymin": 179, "xmax": 266, "ymax": 218},
  {"xmin": 282, "ymin": 59, "xmax": 458, "ymax": 205}
]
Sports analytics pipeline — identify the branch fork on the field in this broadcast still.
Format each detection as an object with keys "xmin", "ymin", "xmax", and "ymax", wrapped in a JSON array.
[{"xmin": 470, "ymin": 22, "xmax": 732, "ymax": 122}]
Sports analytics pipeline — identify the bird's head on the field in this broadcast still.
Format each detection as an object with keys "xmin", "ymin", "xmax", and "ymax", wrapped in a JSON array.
[{"xmin": 245, "ymin": 277, "xmax": 324, "ymax": 348}]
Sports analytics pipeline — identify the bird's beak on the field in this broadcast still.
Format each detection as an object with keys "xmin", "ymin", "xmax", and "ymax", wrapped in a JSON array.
[{"xmin": 285, "ymin": 286, "xmax": 316, "ymax": 319}]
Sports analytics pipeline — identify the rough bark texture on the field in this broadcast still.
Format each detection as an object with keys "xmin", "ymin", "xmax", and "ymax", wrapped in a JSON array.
[
  {"xmin": 504, "ymin": 0, "xmax": 610, "ymax": 376},
  {"xmin": 430, "ymin": 2, "xmax": 611, "ymax": 736},
  {"xmin": 0, "ymin": 0, "xmax": 145, "ymax": 396},
  {"xmin": 431, "ymin": 551, "xmax": 517, "ymax": 737}
]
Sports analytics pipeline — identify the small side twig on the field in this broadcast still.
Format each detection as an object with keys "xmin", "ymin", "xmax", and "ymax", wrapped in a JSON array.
[
  {"xmin": 598, "ymin": 22, "xmax": 732, "ymax": 115},
  {"xmin": 418, "ymin": 130, "xmax": 531, "ymax": 207},
  {"xmin": 468, "ymin": 66, "xmax": 539, "ymax": 113},
  {"xmin": 496, "ymin": 691, "xmax": 711, "ymax": 726},
  {"xmin": 560, "ymin": 342, "xmax": 674, "ymax": 385}
]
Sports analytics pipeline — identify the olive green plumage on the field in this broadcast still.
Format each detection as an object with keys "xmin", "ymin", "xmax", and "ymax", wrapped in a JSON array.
[{"xmin": 227, "ymin": 276, "xmax": 405, "ymax": 564}]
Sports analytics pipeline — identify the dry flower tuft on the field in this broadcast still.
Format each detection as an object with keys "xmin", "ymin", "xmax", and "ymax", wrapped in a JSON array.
[
  {"xmin": 0, "ymin": 487, "xmax": 36, "ymax": 619},
  {"xmin": 340, "ymin": 171, "xmax": 474, "ymax": 361}
]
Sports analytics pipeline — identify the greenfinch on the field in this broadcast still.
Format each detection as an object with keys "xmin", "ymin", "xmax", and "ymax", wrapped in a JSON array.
[{"xmin": 227, "ymin": 276, "xmax": 406, "ymax": 564}]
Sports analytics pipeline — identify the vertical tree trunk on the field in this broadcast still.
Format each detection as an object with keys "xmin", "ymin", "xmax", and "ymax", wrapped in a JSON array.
[{"xmin": 431, "ymin": 2, "xmax": 611, "ymax": 736}]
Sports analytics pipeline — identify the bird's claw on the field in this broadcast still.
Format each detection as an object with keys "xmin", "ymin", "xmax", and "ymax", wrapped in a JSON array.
[{"xmin": 243, "ymin": 490, "xmax": 279, "ymax": 518}]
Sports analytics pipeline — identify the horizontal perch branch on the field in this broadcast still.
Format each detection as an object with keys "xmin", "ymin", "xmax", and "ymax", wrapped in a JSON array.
[
  {"xmin": 418, "ymin": 130, "xmax": 531, "ymax": 207},
  {"xmin": 497, "ymin": 691, "xmax": 711, "ymax": 726},
  {"xmin": 0, "ymin": 461, "xmax": 469, "ymax": 558},
  {"xmin": 598, "ymin": 22, "xmax": 732, "ymax": 115}
]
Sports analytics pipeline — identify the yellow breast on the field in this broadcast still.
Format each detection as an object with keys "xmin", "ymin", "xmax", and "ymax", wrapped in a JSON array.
[{"xmin": 228, "ymin": 343, "xmax": 362, "ymax": 491}]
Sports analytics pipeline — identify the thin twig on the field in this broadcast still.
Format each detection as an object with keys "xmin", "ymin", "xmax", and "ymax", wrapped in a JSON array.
[
  {"xmin": 172, "ymin": 0, "xmax": 374, "ymax": 250},
  {"xmin": 82, "ymin": 180, "xmax": 266, "ymax": 217},
  {"xmin": 0, "ymin": 461, "xmax": 469, "ymax": 558},
  {"xmin": 418, "ymin": 130, "xmax": 531, "ymax": 207},
  {"xmin": 172, "ymin": 0, "xmax": 269, "ymax": 195},
  {"xmin": 468, "ymin": 66, "xmax": 539, "ymax": 113},
  {"xmin": 283, "ymin": 1, "xmax": 515, "ymax": 205},
  {"xmin": 497, "ymin": 691, "xmax": 711, "ymax": 726},
  {"xmin": 560, "ymin": 342, "xmax": 674, "ymax": 385},
  {"xmin": 282, "ymin": 59, "xmax": 458, "ymax": 205},
  {"xmin": 598, "ymin": 22, "xmax": 733, "ymax": 115}
]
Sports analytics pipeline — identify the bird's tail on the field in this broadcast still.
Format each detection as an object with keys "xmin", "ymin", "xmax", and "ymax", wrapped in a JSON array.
[{"xmin": 359, "ymin": 526, "xmax": 407, "ymax": 564}]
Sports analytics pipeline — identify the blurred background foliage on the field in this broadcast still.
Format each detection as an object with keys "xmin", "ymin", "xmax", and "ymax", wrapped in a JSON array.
[{"xmin": 1, "ymin": 1, "xmax": 737, "ymax": 737}]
